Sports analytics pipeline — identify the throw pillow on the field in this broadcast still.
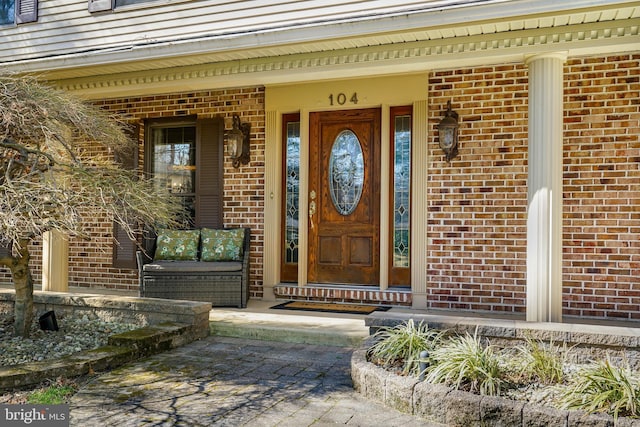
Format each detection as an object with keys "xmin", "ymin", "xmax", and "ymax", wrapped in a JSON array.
[
  {"xmin": 154, "ymin": 229, "xmax": 200, "ymax": 261},
  {"xmin": 201, "ymin": 228, "xmax": 245, "ymax": 262}
]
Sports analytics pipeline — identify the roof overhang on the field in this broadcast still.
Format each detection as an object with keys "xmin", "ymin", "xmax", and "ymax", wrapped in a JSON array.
[{"xmin": 7, "ymin": 0, "xmax": 638, "ymax": 99}]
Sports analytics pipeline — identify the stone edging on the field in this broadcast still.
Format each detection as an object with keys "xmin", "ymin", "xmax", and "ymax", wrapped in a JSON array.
[
  {"xmin": 0, "ymin": 290, "xmax": 211, "ymax": 391},
  {"xmin": 366, "ymin": 311, "xmax": 640, "ymax": 369},
  {"xmin": 351, "ymin": 337, "xmax": 639, "ymax": 427}
]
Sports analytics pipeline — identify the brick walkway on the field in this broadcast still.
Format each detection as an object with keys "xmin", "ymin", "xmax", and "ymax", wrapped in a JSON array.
[{"xmin": 70, "ymin": 336, "xmax": 439, "ymax": 426}]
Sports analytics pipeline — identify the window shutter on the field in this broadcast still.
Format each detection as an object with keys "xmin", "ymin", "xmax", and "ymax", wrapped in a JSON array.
[
  {"xmin": 16, "ymin": 0, "xmax": 38, "ymax": 23},
  {"xmin": 113, "ymin": 124, "xmax": 139, "ymax": 269},
  {"xmin": 195, "ymin": 118, "xmax": 224, "ymax": 228},
  {"xmin": 112, "ymin": 224, "xmax": 137, "ymax": 269},
  {"xmin": 88, "ymin": 0, "xmax": 113, "ymax": 13},
  {"xmin": 0, "ymin": 240, "xmax": 11, "ymax": 258}
]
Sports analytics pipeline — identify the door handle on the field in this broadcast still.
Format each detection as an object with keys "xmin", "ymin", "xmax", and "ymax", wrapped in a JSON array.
[{"xmin": 309, "ymin": 191, "xmax": 316, "ymax": 229}]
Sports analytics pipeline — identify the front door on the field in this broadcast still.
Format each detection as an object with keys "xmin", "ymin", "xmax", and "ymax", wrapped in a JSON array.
[{"xmin": 308, "ymin": 108, "xmax": 380, "ymax": 285}]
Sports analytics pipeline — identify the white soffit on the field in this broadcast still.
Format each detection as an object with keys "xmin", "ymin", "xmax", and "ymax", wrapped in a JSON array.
[
  {"xmin": 55, "ymin": 16, "xmax": 639, "ymax": 99},
  {"xmin": 13, "ymin": 0, "xmax": 640, "ymax": 81}
]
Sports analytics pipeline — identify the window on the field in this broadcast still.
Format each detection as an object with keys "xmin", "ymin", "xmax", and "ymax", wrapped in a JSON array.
[
  {"xmin": 114, "ymin": 0, "xmax": 156, "ymax": 6},
  {"xmin": 150, "ymin": 124, "xmax": 197, "ymax": 226},
  {"xmin": 0, "ymin": 0, "xmax": 37, "ymax": 25},
  {"xmin": 389, "ymin": 106, "xmax": 411, "ymax": 285},
  {"xmin": 145, "ymin": 117, "xmax": 224, "ymax": 230},
  {"xmin": 89, "ymin": 0, "xmax": 158, "ymax": 12},
  {"xmin": 281, "ymin": 113, "xmax": 300, "ymax": 282},
  {"xmin": 0, "ymin": 1, "xmax": 14, "ymax": 25}
]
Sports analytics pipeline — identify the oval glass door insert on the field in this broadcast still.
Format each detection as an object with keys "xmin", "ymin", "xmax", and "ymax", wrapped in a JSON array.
[{"xmin": 328, "ymin": 130, "xmax": 364, "ymax": 216}]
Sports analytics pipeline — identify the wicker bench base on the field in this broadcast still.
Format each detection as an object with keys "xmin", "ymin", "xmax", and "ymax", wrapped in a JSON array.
[
  {"xmin": 142, "ymin": 272, "xmax": 246, "ymax": 308},
  {"xmin": 137, "ymin": 228, "xmax": 250, "ymax": 309}
]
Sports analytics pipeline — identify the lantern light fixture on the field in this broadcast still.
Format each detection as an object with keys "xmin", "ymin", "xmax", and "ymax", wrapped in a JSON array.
[
  {"xmin": 227, "ymin": 114, "xmax": 251, "ymax": 168},
  {"xmin": 437, "ymin": 100, "xmax": 460, "ymax": 162}
]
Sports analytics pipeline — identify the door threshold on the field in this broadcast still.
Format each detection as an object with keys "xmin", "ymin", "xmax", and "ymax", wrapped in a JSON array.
[
  {"xmin": 273, "ymin": 283, "xmax": 412, "ymax": 306},
  {"xmin": 276, "ymin": 283, "xmax": 411, "ymax": 292}
]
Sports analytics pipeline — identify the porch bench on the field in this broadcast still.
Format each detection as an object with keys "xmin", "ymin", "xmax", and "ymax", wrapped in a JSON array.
[{"xmin": 137, "ymin": 228, "xmax": 250, "ymax": 308}]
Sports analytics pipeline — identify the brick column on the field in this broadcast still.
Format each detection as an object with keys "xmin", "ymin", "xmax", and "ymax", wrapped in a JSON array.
[{"xmin": 525, "ymin": 53, "xmax": 566, "ymax": 322}]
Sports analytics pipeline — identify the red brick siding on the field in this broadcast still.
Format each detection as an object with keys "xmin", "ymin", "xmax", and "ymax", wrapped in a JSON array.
[
  {"xmin": 1, "ymin": 54, "xmax": 636, "ymax": 321},
  {"xmin": 563, "ymin": 54, "xmax": 640, "ymax": 320},
  {"xmin": 427, "ymin": 64, "xmax": 529, "ymax": 313},
  {"xmin": 427, "ymin": 54, "xmax": 639, "ymax": 319},
  {"xmin": 0, "ymin": 87, "xmax": 266, "ymax": 298},
  {"xmin": 274, "ymin": 285, "xmax": 412, "ymax": 306}
]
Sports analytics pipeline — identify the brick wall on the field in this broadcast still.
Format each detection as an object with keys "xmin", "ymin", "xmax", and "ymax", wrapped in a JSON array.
[
  {"xmin": 97, "ymin": 87, "xmax": 266, "ymax": 297},
  {"xmin": 1, "ymin": 55, "xmax": 636, "ymax": 321},
  {"xmin": 427, "ymin": 64, "xmax": 529, "ymax": 314},
  {"xmin": 563, "ymin": 54, "xmax": 640, "ymax": 320},
  {"xmin": 427, "ymin": 54, "xmax": 639, "ymax": 320},
  {"xmin": 0, "ymin": 87, "xmax": 266, "ymax": 297}
]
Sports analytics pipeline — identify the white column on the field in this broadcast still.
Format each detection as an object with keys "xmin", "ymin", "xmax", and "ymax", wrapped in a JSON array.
[
  {"xmin": 525, "ymin": 52, "xmax": 566, "ymax": 323},
  {"xmin": 297, "ymin": 110, "xmax": 309, "ymax": 287},
  {"xmin": 263, "ymin": 110, "xmax": 280, "ymax": 300},
  {"xmin": 379, "ymin": 105, "xmax": 390, "ymax": 291},
  {"xmin": 42, "ymin": 230, "xmax": 68, "ymax": 292},
  {"xmin": 411, "ymin": 100, "xmax": 429, "ymax": 309}
]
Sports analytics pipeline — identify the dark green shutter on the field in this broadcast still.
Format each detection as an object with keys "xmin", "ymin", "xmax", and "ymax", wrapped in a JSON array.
[
  {"xmin": 195, "ymin": 118, "xmax": 224, "ymax": 228},
  {"xmin": 113, "ymin": 124, "xmax": 139, "ymax": 269}
]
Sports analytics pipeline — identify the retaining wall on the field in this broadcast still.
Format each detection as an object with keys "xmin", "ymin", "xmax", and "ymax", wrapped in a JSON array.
[
  {"xmin": 0, "ymin": 289, "xmax": 211, "ymax": 333},
  {"xmin": 0, "ymin": 289, "xmax": 211, "ymax": 390},
  {"xmin": 366, "ymin": 311, "xmax": 640, "ymax": 368},
  {"xmin": 352, "ymin": 337, "xmax": 640, "ymax": 427}
]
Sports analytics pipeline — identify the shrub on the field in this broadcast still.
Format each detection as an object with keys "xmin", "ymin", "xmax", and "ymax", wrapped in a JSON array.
[
  {"xmin": 559, "ymin": 357, "xmax": 640, "ymax": 419},
  {"xmin": 514, "ymin": 337, "xmax": 565, "ymax": 385},
  {"xmin": 426, "ymin": 329, "xmax": 504, "ymax": 396},
  {"xmin": 368, "ymin": 319, "xmax": 443, "ymax": 376}
]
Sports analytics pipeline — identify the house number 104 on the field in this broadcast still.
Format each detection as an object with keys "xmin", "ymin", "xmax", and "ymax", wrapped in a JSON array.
[{"xmin": 329, "ymin": 92, "xmax": 358, "ymax": 106}]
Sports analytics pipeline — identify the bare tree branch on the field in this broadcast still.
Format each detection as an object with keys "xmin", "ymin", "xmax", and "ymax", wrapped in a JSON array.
[{"xmin": 0, "ymin": 71, "xmax": 183, "ymax": 337}]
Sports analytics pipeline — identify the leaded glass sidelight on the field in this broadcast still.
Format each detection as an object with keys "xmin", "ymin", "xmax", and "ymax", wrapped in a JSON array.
[
  {"xmin": 285, "ymin": 121, "xmax": 300, "ymax": 264},
  {"xmin": 329, "ymin": 130, "xmax": 364, "ymax": 216},
  {"xmin": 393, "ymin": 115, "xmax": 411, "ymax": 268}
]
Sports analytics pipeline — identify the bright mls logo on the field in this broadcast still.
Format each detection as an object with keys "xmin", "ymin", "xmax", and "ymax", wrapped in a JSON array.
[{"xmin": 1, "ymin": 405, "xmax": 69, "ymax": 426}]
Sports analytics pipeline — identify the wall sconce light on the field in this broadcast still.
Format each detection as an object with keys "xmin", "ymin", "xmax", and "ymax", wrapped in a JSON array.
[
  {"xmin": 437, "ymin": 100, "xmax": 460, "ymax": 162},
  {"xmin": 227, "ymin": 114, "xmax": 251, "ymax": 168}
]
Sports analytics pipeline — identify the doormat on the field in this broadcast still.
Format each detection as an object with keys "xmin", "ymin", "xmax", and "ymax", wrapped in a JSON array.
[{"xmin": 270, "ymin": 301, "xmax": 391, "ymax": 315}]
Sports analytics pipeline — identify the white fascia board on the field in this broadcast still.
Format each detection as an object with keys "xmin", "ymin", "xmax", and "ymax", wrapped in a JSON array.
[{"xmin": 8, "ymin": 0, "xmax": 637, "ymax": 75}]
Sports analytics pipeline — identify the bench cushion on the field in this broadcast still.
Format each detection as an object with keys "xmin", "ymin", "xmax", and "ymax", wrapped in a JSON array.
[
  {"xmin": 143, "ymin": 260, "xmax": 243, "ymax": 273},
  {"xmin": 154, "ymin": 229, "xmax": 200, "ymax": 261},
  {"xmin": 201, "ymin": 228, "xmax": 245, "ymax": 261}
]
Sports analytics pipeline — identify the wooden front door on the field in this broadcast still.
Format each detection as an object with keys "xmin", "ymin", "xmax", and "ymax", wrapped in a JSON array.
[{"xmin": 308, "ymin": 108, "xmax": 380, "ymax": 285}]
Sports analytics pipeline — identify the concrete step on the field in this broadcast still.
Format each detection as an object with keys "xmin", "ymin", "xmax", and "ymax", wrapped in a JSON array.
[
  {"xmin": 208, "ymin": 301, "xmax": 370, "ymax": 347},
  {"xmin": 108, "ymin": 322, "xmax": 193, "ymax": 357}
]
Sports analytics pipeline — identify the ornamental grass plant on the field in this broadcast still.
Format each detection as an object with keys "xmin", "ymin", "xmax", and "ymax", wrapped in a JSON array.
[
  {"xmin": 368, "ymin": 319, "xmax": 443, "ymax": 376},
  {"xmin": 513, "ymin": 336, "xmax": 566, "ymax": 385},
  {"xmin": 425, "ymin": 328, "xmax": 505, "ymax": 396},
  {"xmin": 368, "ymin": 320, "xmax": 640, "ymax": 419},
  {"xmin": 560, "ymin": 357, "xmax": 640, "ymax": 420}
]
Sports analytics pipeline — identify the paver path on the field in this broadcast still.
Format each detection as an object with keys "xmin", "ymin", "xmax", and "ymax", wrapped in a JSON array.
[{"xmin": 70, "ymin": 336, "xmax": 439, "ymax": 426}]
